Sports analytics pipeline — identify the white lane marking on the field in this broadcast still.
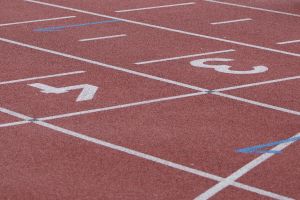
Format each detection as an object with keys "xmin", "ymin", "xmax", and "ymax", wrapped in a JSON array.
[
  {"xmin": 211, "ymin": 18, "xmax": 252, "ymax": 25},
  {"xmin": 1, "ymin": 36, "xmax": 300, "ymax": 119},
  {"xmin": 35, "ymin": 74, "xmax": 300, "ymax": 121},
  {"xmin": 194, "ymin": 132, "xmax": 300, "ymax": 200},
  {"xmin": 0, "ymin": 107, "xmax": 293, "ymax": 200},
  {"xmin": 39, "ymin": 92, "xmax": 207, "ymax": 120},
  {"xmin": 79, "ymin": 34, "xmax": 127, "ymax": 42},
  {"xmin": 28, "ymin": 83, "xmax": 98, "ymax": 102},
  {"xmin": 216, "ymin": 75, "xmax": 300, "ymax": 92},
  {"xmin": 215, "ymin": 92, "xmax": 300, "ymax": 116},
  {"xmin": 115, "ymin": 2, "xmax": 195, "ymax": 13},
  {"xmin": 135, "ymin": 49, "xmax": 235, "ymax": 65},
  {"xmin": 0, "ymin": 37, "xmax": 207, "ymax": 92},
  {"xmin": 0, "ymin": 71, "xmax": 85, "ymax": 85},
  {"xmin": 0, "ymin": 108, "xmax": 32, "ymax": 120},
  {"xmin": 205, "ymin": 0, "xmax": 300, "ymax": 18},
  {"xmin": 24, "ymin": 0, "xmax": 300, "ymax": 57},
  {"xmin": 0, "ymin": 121, "xmax": 30, "ymax": 127},
  {"xmin": 277, "ymin": 39, "xmax": 300, "ymax": 45},
  {"xmin": 0, "ymin": 16, "xmax": 75, "ymax": 27}
]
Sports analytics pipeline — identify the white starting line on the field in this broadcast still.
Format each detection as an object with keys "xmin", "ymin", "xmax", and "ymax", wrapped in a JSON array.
[
  {"xmin": 135, "ymin": 49, "xmax": 235, "ymax": 65},
  {"xmin": 194, "ymin": 132, "xmax": 300, "ymax": 200},
  {"xmin": 0, "ymin": 70, "xmax": 85, "ymax": 85},
  {"xmin": 277, "ymin": 39, "xmax": 300, "ymax": 45},
  {"xmin": 79, "ymin": 34, "xmax": 127, "ymax": 42},
  {"xmin": 205, "ymin": 0, "xmax": 300, "ymax": 18},
  {"xmin": 211, "ymin": 18, "xmax": 252, "ymax": 25},
  {"xmin": 0, "ymin": 15, "xmax": 75, "ymax": 27},
  {"xmin": 0, "ymin": 107, "xmax": 294, "ymax": 200},
  {"xmin": 115, "ymin": 2, "xmax": 195, "ymax": 13}
]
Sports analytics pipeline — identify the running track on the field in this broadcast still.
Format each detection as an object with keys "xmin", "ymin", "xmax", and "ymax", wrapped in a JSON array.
[{"xmin": 0, "ymin": 1, "xmax": 299, "ymax": 199}]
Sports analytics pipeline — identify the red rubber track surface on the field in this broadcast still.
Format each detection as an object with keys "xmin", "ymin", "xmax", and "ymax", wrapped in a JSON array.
[{"xmin": 0, "ymin": 1, "xmax": 299, "ymax": 200}]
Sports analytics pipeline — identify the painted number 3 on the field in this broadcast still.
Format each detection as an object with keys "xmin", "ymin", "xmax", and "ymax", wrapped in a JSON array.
[{"xmin": 190, "ymin": 58, "xmax": 268, "ymax": 75}]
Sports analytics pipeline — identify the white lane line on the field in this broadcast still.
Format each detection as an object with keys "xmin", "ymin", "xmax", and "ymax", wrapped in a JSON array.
[
  {"xmin": 0, "ymin": 108, "xmax": 32, "ymax": 120},
  {"xmin": 135, "ymin": 49, "xmax": 235, "ymax": 65},
  {"xmin": 4, "ymin": 74, "xmax": 299, "ymax": 122},
  {"xmin": 216, "ymin": 75, "xmax": 300, "ymax": 92},
  {"xmin": 277, "ymin": 39, "xmax": 300, "ymax": 45},
  {"xmin": 205, "ymin": 0, "xmax": 300, "ymax": 18},
  {"xmin": 79, "ymin": 34, "xmax": 127, "ymax": 42},
  {"xmin": 0, "ymin": 37, "xmax": 207, "ymax": 92},
  {"xmin": 39, "ymin": 92, "xmax": 207, "ymax": 121},
  {"xmin": 33, "ymin": 74, "xmax": 300, "ymax": 121},
  {"xmin": 0, "ymin": 107, "xmax": 293, "ymax": 200},
  {"xmin": 0, "ymin": 121, "xmax": 30, "ymax": 128},
  {"xmin": 1, "ymin": 37, "xmax": 300, "ymax": 119},
  {"xmin": 194, "ymin": 132, "xmax": 300, "ymax": 200},
  {"xmin": 115, "ymin": 2, "xmax": 195, "ymax": 13},
  {"xmin": 0, "ymin": 16, "xmax": 75, "ymax": 27},
  {"xmin": 215, "ymin": 92, "xmax": 300, "ymax": 116},
  {"xmin": 24, "ymin": 0, "xmax": 300, "ymax": 58},
  {"xmin": 211, "ymin": 18, "xmax": 252, "ymax": 25},
  {"xmin": 0, "ymin": 70, "xmax": 85, "ymax": 85},
  {"xmin": 1, "ymin": 36, "xmax": 300, "ymax": 119}
]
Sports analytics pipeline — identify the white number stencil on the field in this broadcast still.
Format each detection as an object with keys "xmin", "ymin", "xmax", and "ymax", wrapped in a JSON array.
[
  {"xmin": 28, "ymin": 83, "xmax": 98, "ymax": 102},
  {"xmin": 190, "ymin": 58, "xmax": 268, "ymax": 75}
]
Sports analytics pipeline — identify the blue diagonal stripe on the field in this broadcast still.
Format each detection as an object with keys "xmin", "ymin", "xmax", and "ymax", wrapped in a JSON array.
[
  {"xmin": 236, "ymin": 136, "xmax": 300, "ymax": 154},
  {"xmin": 34, "ymin": 19, "xmax": 121, "ymax": 32}
]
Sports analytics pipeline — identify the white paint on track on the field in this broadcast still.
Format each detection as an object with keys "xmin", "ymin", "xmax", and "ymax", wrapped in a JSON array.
[
  {"xmin": 277, "ymin": 39, "xmax": 300, "ymax": 45},
  {"xmin": 135, "ymin": 49, "xmax": 235, "ymax": 65},
  {"xmin": 1, "ymin": 36, "xmax": 300, "ymax": 120},
  {"xmin": 205, "ymin": 0, "xmax": 300, "ymax": 18},
  {"xmin": 215, "ymin": 92, "xmax": 300, "ymax": 116},
  {"xmin": 0, "ymin": 71, "xmax": 85, "ymax": 85},
  {"xmin": 0, "ymin": 37, "xmax": 207, "ymax": 92},
  {"xmin": 115, "ymin": 2, "xmax": 195, "ymax": 13},
  {"xmin": 194, "ymin": 132, "xmax": 300, "ymax": 200},
  {"xmin": 0, "ymin": 121, "xmax": 30, "ymax": 128},
  {"xmin": 216, "ymin": 75, "xmax": 300, "ymax": 92},
  {"xmin": 79, "ymin": 34, "xmax": 127, "ymax": 42},
  {"xmin": 211, "ymin": 18, "xmax": 252, "ymax": 25},
  {"xmin": 24, "ymin": 0, "xmax": 300, "ymax": 57},
  {"xmin": 0, "ymin": 107, "xmax": 294, "ymax": 200},
  {"xmin": 39, "ymin": 92, "xmax": 207, "ymax": 120},
  {"xmin": 0, "ymin": 16, "xmax": 75, "ymax": 27}
]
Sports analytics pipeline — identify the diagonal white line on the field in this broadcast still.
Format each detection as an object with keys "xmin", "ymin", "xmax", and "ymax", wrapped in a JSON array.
[
  {"xmin": 135, "ymin": 49, "xmax": 235, "ymax": 65},
  {"xmin": 0, "ymin": 16, "xmax": 76, "ymax": 27},
  {"xmin": 1, "ymin": 37, "xmax": 299, "ymax": 123},
  {"xmin": 216, "ymin": 75, "xmax": 300, "ymax": 92},
  {"xmin": 115, "ymin": 2, "xmax": 195, "ymax": 13},
  {"xmin": 39, "ymin": 92, "xmax": 207, "ymax": 121},
  {"xmin": 215, "ymin": 92, "xmax": 300, "ymax": 115},
  {"xmin": 0, "ymin": 37, "xmax": 207, "ymax": 92},
  {"xmin": 211, "ymin": 18, "xmax": 252, "ymax": 25},
  {"xmin": 277, "ymin": 39, "xmax": 300, "ymax": 45},
  {"xmin": 194, "ymin": 132, "xmax": 300, "ymax": 200},
  {"xmin": 0, "ymin": 107, "xmax": 294, "ymax": 200},
  {"xmin": 0, "ymin": 108, "xmax": 32, "ymax": 120},
  {"xmin": 0, "ymin": 71, "xmax": 85, "ymax": 85},
  {"xmin": 0, "ymin": 121, "xmax": 30, "ymax": 127},
  {"xmin": 205, "ymin": 0, "xmax": 300, "ymax": 18},
  {"xmin": 79, "ymin": 34, "xmax": 127, "ymax": 42},
  {"xmin": 24, "ymin": 0, "xmax": 300, "ymax": 57}
]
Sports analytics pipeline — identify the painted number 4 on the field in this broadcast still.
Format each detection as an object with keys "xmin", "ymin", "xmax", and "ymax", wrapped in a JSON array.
[
  {"xmin": 28, "ymin": 83, "xmax": 98, "ymax": 102},
  {"xmin": 190, "ymin": 58, "xmax": 268, "ymax": 74}
]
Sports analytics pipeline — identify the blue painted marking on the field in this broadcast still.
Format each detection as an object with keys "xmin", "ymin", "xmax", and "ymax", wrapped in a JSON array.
[
  {"xmin": 34, "ymin": 19, "xmax": 121, "ymax": 32},
  {"xmin": 236, "ymin": 136, "xmax": 300, "ymax": 154}
]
